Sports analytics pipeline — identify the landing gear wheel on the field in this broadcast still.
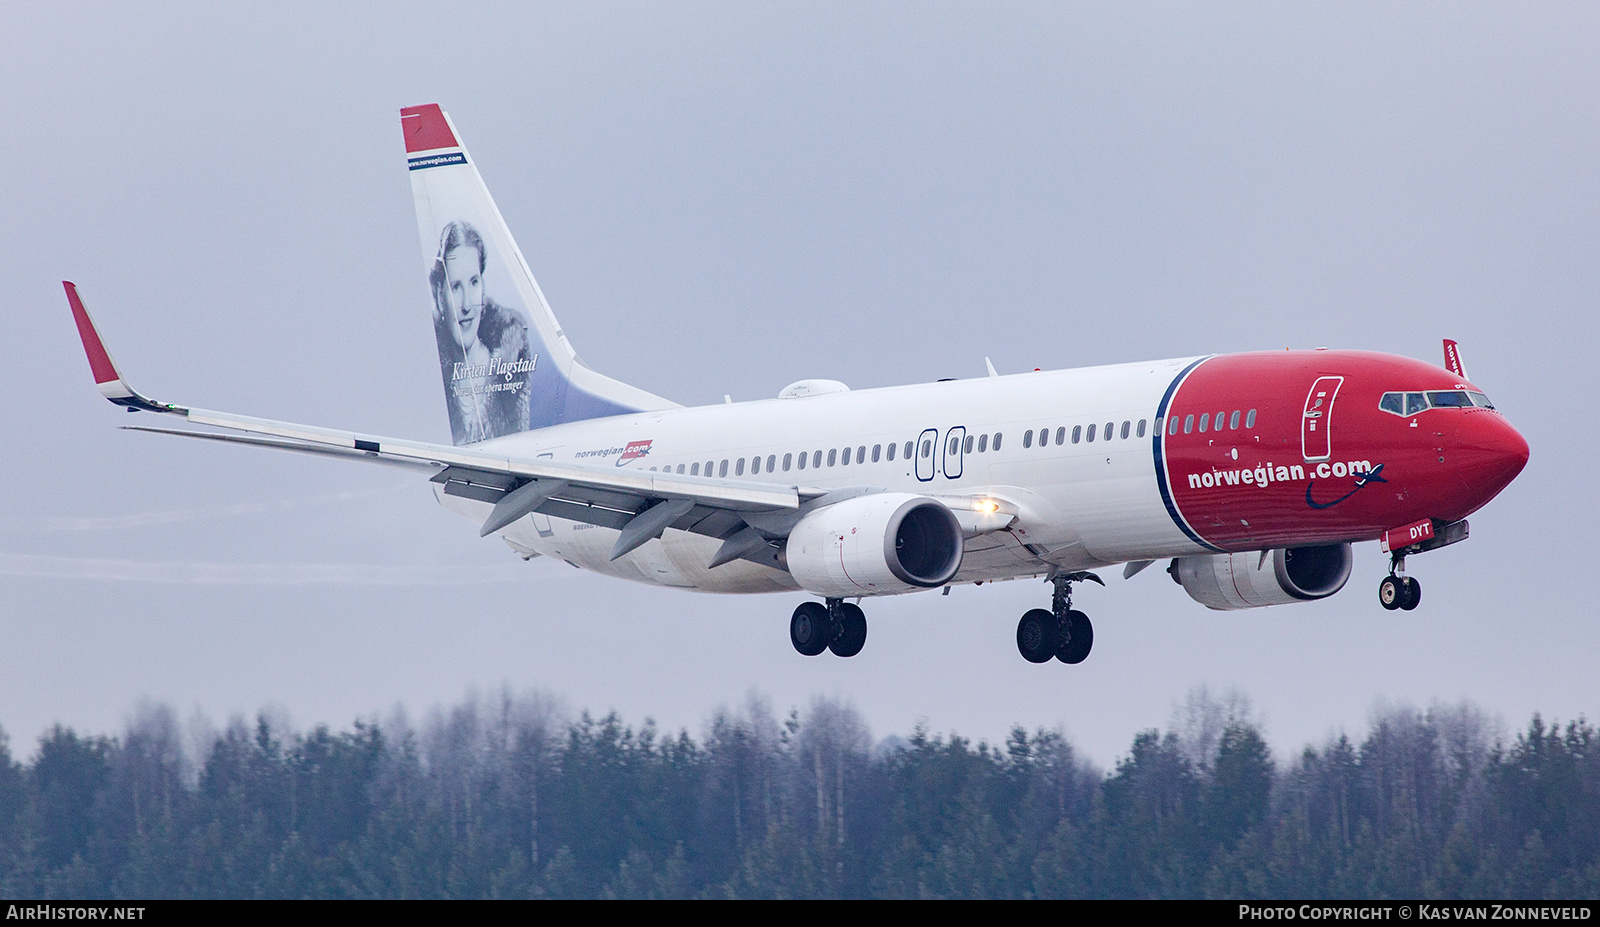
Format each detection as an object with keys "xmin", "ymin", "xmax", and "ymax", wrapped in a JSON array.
[
  {"xmin": 1379, "ymin": 575, "xmax": 1402, "ymax": 610},
  {"xmin": 1398, "ymin": 576, "xmax": 1421, "ymax": 611},
  {"xmin": 1017, "ymin": 609, "xmax": 1059, "ymax": 664},
  {"xmin": 829, "ymin": 603, "xmax": 868, "ymax": 657},
  {"xmin": 790, "ymin": 601, "xmax": 831, "ymax": 656},
  {"xmin": 1057, "ymin": 610, "xmax": 1094, "ymax": 664}
]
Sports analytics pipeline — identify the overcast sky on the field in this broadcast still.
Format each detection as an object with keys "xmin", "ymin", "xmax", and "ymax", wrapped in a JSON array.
[{"xmin": 2, "ymin": 2, "xmax": 1596, "ymax": 766}]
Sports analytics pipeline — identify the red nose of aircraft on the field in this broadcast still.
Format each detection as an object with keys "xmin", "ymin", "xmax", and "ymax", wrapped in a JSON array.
[{"xmin": 1447, "ymin": 409, "xmax": 1530, "ymax": 516}]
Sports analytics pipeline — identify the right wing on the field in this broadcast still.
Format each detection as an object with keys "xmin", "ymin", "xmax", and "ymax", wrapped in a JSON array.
[{"xmin": 64, "ymin": 282, "xmax": 820, "ymax": 568}]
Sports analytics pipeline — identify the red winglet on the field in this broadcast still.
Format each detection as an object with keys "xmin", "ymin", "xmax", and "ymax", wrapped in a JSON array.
[
  {"xmin": 1442, "ymin": 339, "xmax": 1466, "ymax": 379},
  {"xmin": 64, "ymin": 281, "xmax": 121, "ymax": 385},
  {"xmin": 400, "ymin": 104, "xmax": 458, "ymax": 153}
]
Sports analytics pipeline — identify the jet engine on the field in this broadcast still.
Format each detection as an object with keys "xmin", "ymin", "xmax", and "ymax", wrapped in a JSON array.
[
  {"xmin": 786, "ymin": 493, "xmax": 963, "ymax": 597},
  {"xmin": 1170, "ymin": 543, "xmax": 1353, "ymax": 610}
]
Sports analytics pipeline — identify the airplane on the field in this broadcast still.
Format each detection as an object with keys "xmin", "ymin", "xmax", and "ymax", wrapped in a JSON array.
[{"xmin": 63, "ymin": 103, "xmax": 1530, "ymax": 665}]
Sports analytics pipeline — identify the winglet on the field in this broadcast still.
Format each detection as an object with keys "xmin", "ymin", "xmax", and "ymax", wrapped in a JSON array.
[
  {"xmin": 63, "ymin": 282, "xmax": 184, "ymax": 414},
  {"xmin": 1442, "ymin": 339, "xmax": 1468, "ymax": 380}
]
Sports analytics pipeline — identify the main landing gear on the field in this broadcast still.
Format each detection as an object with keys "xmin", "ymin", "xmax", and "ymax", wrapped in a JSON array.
[
  {"xmin": 790, "ymin": 599, "xmax": 868, "ymax": 658},
  {"xmin": 1017, "ymin": 571, "xmax": 1103, "ymax": 665},
  {"xmin": 1378, "ymin": 553, "xmax": 1421, "ymax": 611}
]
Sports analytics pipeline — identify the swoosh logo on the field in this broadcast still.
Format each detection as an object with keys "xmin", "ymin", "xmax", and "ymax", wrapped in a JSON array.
[{"xmin": 1305, "ymin": 462, "xmax": 1388, "ymax": 510}]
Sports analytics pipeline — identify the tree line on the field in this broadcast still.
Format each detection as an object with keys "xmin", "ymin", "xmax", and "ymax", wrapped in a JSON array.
[{"xmin": 0, "ymin": 690, "xmax": 1594, "ymax": 898}]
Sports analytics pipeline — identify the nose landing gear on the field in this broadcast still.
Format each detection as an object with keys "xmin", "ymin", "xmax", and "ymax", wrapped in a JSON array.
[
  {"xmin": 790, "ymin": 598, "xmax": 868, "ymax": 657},
  {"xmin": 1017, "ymin": 571, "xmax": 1102, "ymax": 664},
  {"xmin": 1378, "ymin": 553, "xmax": 1421, "ymax": 611}
]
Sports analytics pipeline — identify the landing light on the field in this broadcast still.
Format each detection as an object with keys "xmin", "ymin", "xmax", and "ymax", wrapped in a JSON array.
[{"xmin": 974, "ymin": 500, "xmax": 999, "ymax": 513}]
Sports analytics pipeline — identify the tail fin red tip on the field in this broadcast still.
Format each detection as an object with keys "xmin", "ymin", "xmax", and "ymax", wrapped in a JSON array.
[
  {"xmin": 400, "ymin": 104, "xmax": 458, "ymax": 154},
  {"xmin": 63, "ymin": 281, "xmax": 122, "ymax": 385}
]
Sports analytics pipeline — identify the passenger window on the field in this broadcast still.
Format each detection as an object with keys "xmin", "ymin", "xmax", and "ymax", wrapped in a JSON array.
[
  {"xmin": 719, "ymin": 460, "xmax": 729, "ymax": 478},
  {"xmin": 858, "ymin": 445, "xmax": 866, "ymax": 462},
  {"xmin": 904, "ymin": 441, "xmax": 913, "ymax": 459},
  {"xmin": 1229, "ymin": 410, "xmax": 1240, "ymax": 430},
  {"xmin": 1405, "ymin": 393, "xmax": 1429, "ymax": 415},
  {"xmin": 1198, "ymin": 413, "xmax": 1209, "ymax": 434},
  {"xmin": 1023, "ymin": 430, "xmax": 1033, "ymax": 448},
  {"xmin": 1183, "ymin": 414, "xmax": 1194, "ymax": 434},
  {"xmin": 1246, "ymin": 409, "xmax": 1257, "ymax": 428},
  {"xmin": 1428, "ymin": 390, "xmax": 1472, "ymax": 408},
  {"xmin": 677, "ymin": 464, "xmax": 685, "ymax": 474},
  {"xmin": 841, "ymin": 447, "xmax": 851, "ymax": 465},
  {"xmin": 1121, "ymin": 421, "xmax": 1130, "ymax": 439},
  {"xmin": 828, "ymin": 449, "xmax": 837, "ymax": 467},
  {"xmin": 1171, "ymin": 416, "xmax": 1182, "ymax": 436},
  {"xmin": 736, "ymin": 458, "xmax": 746, "ymax": 476},
  {"xmin": 964, "ymin": 435, "xmax": 974, "ymax": 453},
  {"xmin": 1154, "ymin": 417, "xmax": 1163, "ymax": 436},
  {"xmin": 1053, "ymin": 427, "xmax": 1063, "ymax": 445},
  {"xmin": 813, "ymin": 450, "xmax": 823, "ymax": 468},
  {"xmin": 767, "ymin": 454, "xmax": 776, "ymax": 472},
  {"xmin": 1215, "ymin": 412, "xmax": 1225, "ymax": 431},
  {"xmin": 796, "ymin": 452, "xmax": 806, "ymax": 470},
  {"xmin": 1038, "ymin": 428, "xmax": 1049, "ymax": 446},
  {"xmin": 920, "ymin": 440, "xmax": 931, "ymax": 458},
  {"xmin": 978, "ymin": 434, "xmax": 988, "ymax": 453},
  {"xmin": 1137, "ymin": 419, "xmax": 1147, "ymax": 438},
  {"xmin": 691, "ymin": 463, "xmax": 700, "ymax": 475},
  {"xmin": 887, "ymin": 442, "xmax": 897, "ymax": 461},
  {"xmin": 1086, "ymin": 423, "xmax": 1096, "ymax": 442},
  {"xmin": 1072, "ymin": 425, "xmax": 1082, "ymax": 444},
  {"xmin": 992, "ymin": 433, "xmax": 1003, "ymax": 451},
  {"xmin": 783, "ymin": 453, "xmax": 792, "ymax": 472},
  {"xmin": 1105, "ymin": 422, "xmax": 1114, "ymax": 440}
]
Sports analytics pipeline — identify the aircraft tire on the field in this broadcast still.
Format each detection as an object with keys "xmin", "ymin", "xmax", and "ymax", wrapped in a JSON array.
[
  {"xmin": 1379, "ymin": 576, "xmax": 1402, "ymax": 610},
  {"xmin": 1017, "ymin": 609, "xmax": 1059, "ymax": 663},
  {"xmin": 790, "ymin": 602, "xmax": 832, "ymax": 656},
  {"xmin": 1057, "ymin": 610, "xmax": 1093, "ymax": 664},
  {"xmin": 1399, "ymin": 577, "xmax": 1422, "ymax": 611},
  {"xmin": 829, "ymin": 603, "xmax": 867, "ymax": 657}
]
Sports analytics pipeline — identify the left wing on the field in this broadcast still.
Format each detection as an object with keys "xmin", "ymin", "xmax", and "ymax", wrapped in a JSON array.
[{"xmin": 64, "ymin": 282, "xmax": 819, "ymax": 568}]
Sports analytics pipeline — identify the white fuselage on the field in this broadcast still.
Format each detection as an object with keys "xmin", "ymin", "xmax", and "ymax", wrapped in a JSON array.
[{"xmin": 438, "ymin": 355, "xmax": 1213, "ymax": 594}]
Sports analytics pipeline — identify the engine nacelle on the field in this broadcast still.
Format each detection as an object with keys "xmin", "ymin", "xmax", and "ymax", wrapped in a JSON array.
[
  {"xmin": 1171, "ymin": 543, "xmax": 1353, "ymax": 610},
  {"xmin": 786, "ymin": 493, "xmax": 963, "ymax": 597}
]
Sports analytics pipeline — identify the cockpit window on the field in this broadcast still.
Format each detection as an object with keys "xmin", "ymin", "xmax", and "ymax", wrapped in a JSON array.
[
  {"xmin": 1381, "ymin": 389, "xmax": 1494, "ymax": 417},
  {"xmin": 1428, "ymin": 390, "xmax": 1473, "ymax": 408}
]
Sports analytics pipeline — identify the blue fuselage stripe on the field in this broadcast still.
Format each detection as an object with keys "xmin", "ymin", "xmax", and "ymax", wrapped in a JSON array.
[{"xmin": 1152, "ymin": 357, "xmax": 1224, "ymax": 553}]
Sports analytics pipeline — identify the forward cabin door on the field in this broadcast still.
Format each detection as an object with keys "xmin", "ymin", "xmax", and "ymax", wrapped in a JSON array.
[
  {"xmin": 1301, "ymin": 376, "xmax": 1344, "ymax": 462},
  {"xmin": 915, "ymin": 428, "xmax": 938, "ymax": 481}
]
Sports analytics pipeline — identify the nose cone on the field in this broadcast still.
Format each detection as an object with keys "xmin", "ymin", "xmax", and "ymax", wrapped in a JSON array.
[{"xmin": 1451, "ymin": 411, "xmax": 1529, "ymax": 510}]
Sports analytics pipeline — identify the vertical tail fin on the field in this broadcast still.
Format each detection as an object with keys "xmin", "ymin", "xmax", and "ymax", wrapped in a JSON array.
[{"xmin": 402, "ymin": 104, "xmax": 675, "ymax": 445}]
